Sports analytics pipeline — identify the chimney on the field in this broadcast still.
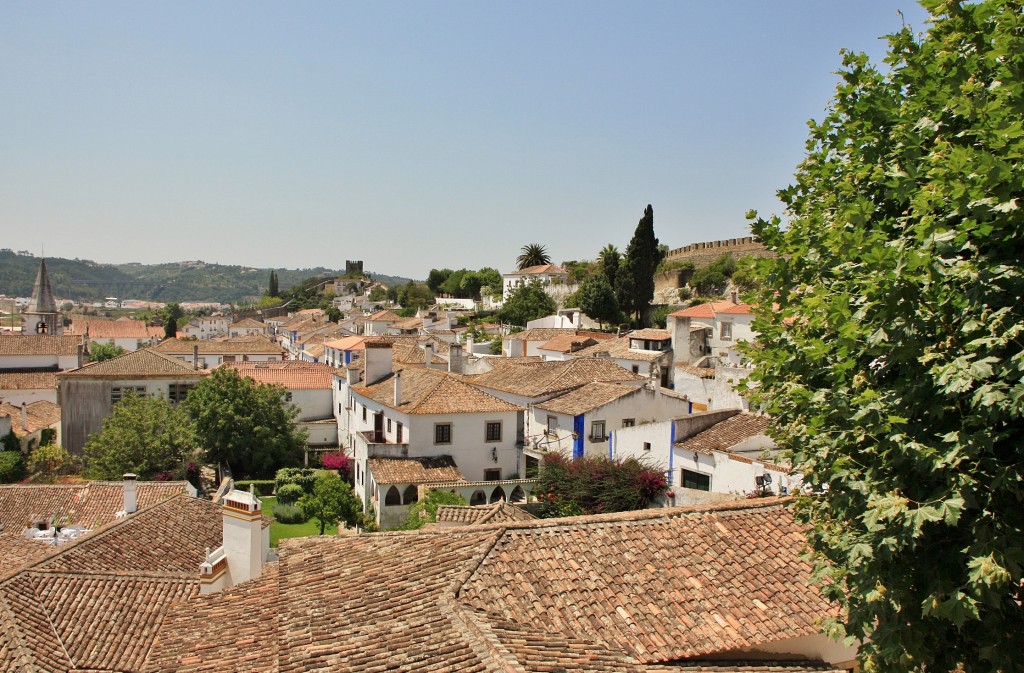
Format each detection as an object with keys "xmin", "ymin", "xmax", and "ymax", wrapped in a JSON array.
[
  {"xmin": 193, "ymin": 344, "xmax": 200, "ymax": 370},
  {"xmin": 424, "ymin": 343, "xmax": 434, "ymax": 369},
  {"xmin": 448, "ymin": 344, "xmax": 463, "ymax": 375},
  {"xmin": 363, "ymin": 342, "xmax": 393, "ymax": 384},
  {"xmin": 466, "ymin": 336, "xmax": 475, "ymax": 354},
  {"xmin": 20, "ymin": 403, "xmax": 28, "ymax": 432},
  {"xmin": 346, "ymin": 365, "xmax": 360, "ymax": 386},
  {"xmin": 730, "ymin": 289, "xmax": 738, "ymax": 304},
  {"xmin": 393, "ymin": 370, "xmax": 402, "ymax": 406},
  {"xmin": 77, "ymin": 342, "xmax": 84, "ymax": 368},
  {"xmin": 669, "ymin": 314, "xmax": 692, "ymax": 365},
  {"xmin": 123, "ymin": 473, "xmax": 138, "ymax": 514},
  {"xmin": 221, "ymin": 486, "xmax": 266, "ymax": 586}
]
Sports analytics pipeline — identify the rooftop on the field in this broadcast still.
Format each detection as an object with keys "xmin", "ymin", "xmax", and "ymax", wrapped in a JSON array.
[
  {"xmin": 0, "ymin": 400, "xmax": 61, "ymax": 436},
  {"xmin": 506, "ymin": 264, "xmax": 569, "ymax": 276},
  {"xmin": 0, "ymin": 371, "xmax": 57, "ymax": 390},
  {"xmin": 0, "ymin": 335, "xmax": 81, "ymax": 357},
  {"xmin": 67, "ymin": 317, "xmax": 163, "ymax": 340},
  {"xmin": 534, "ymin": 381, "xmax": 644, "ymax": 416},
  {"xmin": 367, "ymin": 456, "xmax": 464, "ymax": 485},
  {"xmin": 675, "ymin": 413, "xmax": 772, "ymax": 455},
  {"xmin": 467, "ymin": 357, "xmax": 645, "ymax": 399},
  {"xmin": 572, "ymin": 334, "xmax": 670, "ymax": 362},
  {"xmin": 354, "ymin": 367, "xmax": 522, "ymax": 415},
  {"xmin": 58, "ymin": 348, "xmax": 205, "ymax": 378},
  {"xmin": 221, "ymin": 362, "xmax": 340, "ymax": 390},
  {"xmin": 671, "ymin": 300, "xmax": 754, "ymax": 319},
  {"xmin": 152, "ymin": 336, "xmax": 285, "ymax": 355}
]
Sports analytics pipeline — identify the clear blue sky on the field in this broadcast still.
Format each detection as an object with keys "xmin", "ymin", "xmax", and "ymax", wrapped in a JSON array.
[{"xmin": 1, "ymin": 1, "xmax": 930, "ymax": 280}]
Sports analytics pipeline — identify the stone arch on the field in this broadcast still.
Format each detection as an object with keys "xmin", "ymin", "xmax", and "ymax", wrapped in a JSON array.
[
  {"xmin": 384, "ymin": 486, "xmax": 401, "ymax": 506},
  {"xmin": 489, "ymin": 486, "xmax": 506, "ymax": 504},
  {"xmin": 509, "ymin": 486, "xmax": 526, "ymax": 503},
  {"xmin": 469, "ymin": 490, "xmax": 487, "ymax": 506},
  {"xmin": 402, "ymin": 484, "xmax": 418, "ymax": 505}
]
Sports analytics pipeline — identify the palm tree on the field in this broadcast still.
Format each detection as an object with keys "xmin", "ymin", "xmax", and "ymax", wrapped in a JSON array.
[
  {"xmin": 516, "ymin": 244, "xmax": 551, "ymax": 270},
  {"xmin": 597, "ymin": 243, "xmax": 620, "ymax": 288}
]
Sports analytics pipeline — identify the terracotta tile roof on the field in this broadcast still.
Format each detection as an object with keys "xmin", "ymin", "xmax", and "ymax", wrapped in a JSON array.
[
  {"xmin": 367, "ymin": 456, "xmax": 465, "ymax": 485},
  {"xmin": 676, "ymin": 363, "xmax": 717, "ymax": 379},
  {"xmin": 229, "ymin": 318, "xmax": 265, "ymax": 329},
  {"xmin": 572, "ymin": 335, "xmax": 669, "ymax": 362},
  {"xmin": 367, "ymin": 309, "xmax": 401, "ymax": 322},
  {"xmin": 152, "ymin": 336, "xmax": 284, "ymax": 355},
  {"xmin": 67, "ymin": 317, "xmax": 160, "ymax": 340},
  {"xmin": 506, "ymin": 327, "xmax": 578, "ymax": 342},
  {"xmin": 671, "ymin": 300, "xmax": 753, "ymax": 319},
  {"xmin": 467, "ymin": 357, "xmax": 645, "ymax": 398},
  {"xmin": 354, "ymin": 367, "xmax": 522, "ymax": 414},
  {"xmin": 671, "ymin": 664, "xmax": 845, "ymax": 672},
  {"xmin": 0, "ymin": 371, "xmax": 57, "ymax": 391},
  {"xmin": 0, "ymin": 401, "xmax": 60, "ymax": 436},
  {"xmin": 629, "ymin": 328, "xmax": 671, "ymax": 340},
  {"xmin": 509, "ymin": 264, "xmax": 568, "ymax": 275},
  {"xmin": 323, "ymin": 335, "xmax": 366, "ymax": 351},
  {"xmin": 58, "ymin": 348, "xmax": 205, "ymax": 378},
  {"xmin": 0, "ymin": 336, "xmax": 81, "ymax": 357},
  {"xmin": 675, "ymin": 413, "xmax": 771, "ymax": 455},
  {"xmin": 0, "ymin": 494, "xmax": 223, "ymax": 672},
  {"xmin": 225, "ymin": 362, "xmax": 339, "ymax": 390},
  {"xmin": 535, "ymin": 381, "xmax": 643, "ymax": 415},
  {"xmin": 392, "ymin": 344, "xmax": 447, "ymax": 366},
  {"xmin": 435, "ymin": 502, "xmax": 536, "ymax": 525},
  {"xmin": 537, "ymin": 333, "xmax": 598, "ymax": 353},
  {"xmin": 144, "ymin": 499, "xmax": 842, "ymax": 672}
]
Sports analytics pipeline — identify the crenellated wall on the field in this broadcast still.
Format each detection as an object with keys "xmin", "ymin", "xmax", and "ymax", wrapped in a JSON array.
[{"xmin": 663, "ymin": 236, "xmax": 775, "ymax": 269}]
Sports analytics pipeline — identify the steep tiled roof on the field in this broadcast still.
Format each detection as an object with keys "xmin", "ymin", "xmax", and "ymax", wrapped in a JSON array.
[
  {"xmin": 671, "ymin": 300, "xmax": 753, "ymax": 319},
  {"xmin": 230, "ymin": 318, "xmax": 265, "ymax": 329},
  {"xmin": 675, "ymin": 413, "xmax": 771, "ymax": 455},
  {"xmin": 367, "ymin": 456, "xmax": 465, "ymax": 485},
  {"xmin": 153, "ymin": 336, "xmax": 284, "ymax": 355},
  {"xmin": 354, "ymin": 367, "xmax": 522, "ymax": 414},
  {"xmin": 671, "ymin": 664, "xmax": 845, "ymax": 673},
  {"xmin": 535, "ymin": 381, "xmax": 642, "ymax": 415},
  {"xmin": 467, "ymin": 357, "xmax": 644, "ymax": 398},
  {"xmin": 0, "ymin": 494, "xmax": 222, "ymax": 672},
  {"xmin": 0, "ymin": 401, "xmax": 60, "ymax": 436},
  {"xmin": 537, "ymin": 333, "xmax": 598, "ymax": 353},
  {"xmin": 508, "ymin": 264, "xmax": 568, "ymax": 275},
  {"xmin": 323, "ymin": 335, "xmax": 366, "ymax": 351},
  {"xmin": 506, "ymin": 327, "xmax": 577, "ymax": 342},
  {"xmin": 572, "ymin": 334, "xmax": 670, "ymax": 362},
  {"xmin": 676, "ymin": 363, "xmax": 717, "ymax": 379},
  {"xmin": 67, "ymin": 317, "xmax": 161, "ymax": 340},
  {"xmin": 0, "ymin": 371, "xmax": 57, "ymax": 391},
  {"xmin": 392, "ymin": 344, "xmax": 447, "ymax": 366},
  {"xmin": 629, "ymin": 328, "xmax": 671, "ymax": 340},
  {"xmin": 58, "ymin": 348, "xmax": 204, "ymax": 377},
  {"xmin": 145, "ymin": 500, "xmax": 843, "ymax": 672},
  {"xmin": 435, "ymin": 502, "xmax": 536, "ymax": 526},
  {"xmin": 367, "ymin": 309, "xmax": 401, "ymax": 322},
  {"xmin": 224, "ymin": 363, "xmax": 339, "ymax": 390},
  {"xmin": 0, "ymin": 336, "xmax": 81, "ymax": 357}
]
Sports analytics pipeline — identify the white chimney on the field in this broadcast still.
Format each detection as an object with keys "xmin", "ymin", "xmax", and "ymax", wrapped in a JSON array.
[
  {"xmin": 466, "ymin": 336, "xmax": 475, "ymax": 354},
  {"xmin": 393, "ymin": 371, "xmax": 402, "ymax": 406},
  {"xmin": 448, "ymin": 344, "xmax": 463, "ymax": 375},
  {"xmin": 424, "ymin": 342, "xmax": 434, "ymax": 369},
  {"xmin": 193, "ymin": 344, "xmax": 200, "ymax": 370},
  {"xmin": 221, "ymin": 486, "xmax": 266, "ymax": 586},
  {"xmin": 363, "ymin": 342, "xmax": 393, "ymax": 384},
  {"xmin": 20, "ymin": 403, "xmax": 28, "ymax": 432},
  {"xmin": 123, "ymin": 473, "xmax": 138, "ymax": 514}
]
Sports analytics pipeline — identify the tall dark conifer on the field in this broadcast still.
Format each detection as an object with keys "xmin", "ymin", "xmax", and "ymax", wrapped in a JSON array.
[
  {"xmin": 616, "ymin": 205, "xmax": 662, "ymax": 326},
  {"xmin": 268, "ymin": 270, "xmax": 279, "ymax": 297}
]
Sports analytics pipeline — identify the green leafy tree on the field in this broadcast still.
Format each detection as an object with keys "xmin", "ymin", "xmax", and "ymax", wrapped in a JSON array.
[
  {"xmin": 83, "ymin": 393, "xmax": 198, "ymax": 480},
  {"xmin": 299, "ymin": 471, "xmax": 364, "ymax": 534},
  {"xmin": 368, "ymin": 285, "xmax": 388, "ymax": 302},
  {"xmin": 615, "ymin": 205, "xmax": 663, "ymax": 326},
  {"xmin": 28, "ymin": 444, "xmax": 72, "ymax": 482},
  {"xmin": 2, "ymin": 428, "xmax": 20, "ymax": 452},
  {"xmin": 396, "ymin": 281, "xmax": 434, "ymax": 309},
  {"xmin": 325, "ymin": 306, "xmax": 342, "ymax": 322},
  {"xmin": 597, "ymin": 244, "xmax": 620, "ymax": 289},
  {"xmin": 400, "ymin": 489, "xmax": 466, "ymax": 530},
  {"xmin": 746, "ymin": 3, "xmax": 1024, "ymax": 671},
  {"xmin": 516, "ymin": 243, "xmax": 551, "ymax": 270},
  {"xmin": 425, "ymin": 268, "xmax": 453, "ymax": 293},
  {"xmin": 89, "ymin": 342, "xmax": 126, "ymax": 362},
  {"xmin": 161, "ymin": 302, "xmax": 185, "ymax": 340},
  {"xmin": 184, "ymin": 368, "xmax": 306, "ymax": 478},
  {"xmin": 497, "ymin": 280, "xmax": 556, "ymax": 328},
  {"xmin": 576, "ymin": 274, "xmax": 622, "ymax": 328}
]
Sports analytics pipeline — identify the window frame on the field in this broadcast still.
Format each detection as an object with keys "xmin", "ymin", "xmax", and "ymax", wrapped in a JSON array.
[
  {"xmin": 485, "ymin": 421, "xmax": 502, "ymax": 442},
  {"xmin": 720, "ymin": 321, "xmax": 733, "ymax": 341},
  {"xmin": 546, "ymin": 415, "xmax": 558, "ymax": 436},
  {"xmin": 434, "ymin": 423, "xmax": 452, "ymax": 445},
  {"xmin": 590, "ymin": 420, "xmax": 606, "ymax": 441},
  {"xmin": 110, "ymin": 385, "xmax": 146, "ymax": 405}
]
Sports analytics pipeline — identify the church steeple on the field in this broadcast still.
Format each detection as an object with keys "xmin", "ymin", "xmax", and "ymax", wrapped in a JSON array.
[{"xmin": 22, "ymin": 258, "xmax": 62, "ymax": 336}]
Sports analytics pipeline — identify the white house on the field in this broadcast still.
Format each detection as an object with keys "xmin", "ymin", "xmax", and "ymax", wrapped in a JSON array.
[
  {"xmin": 0, "ymin": 371, "xmax": 58, "ymax": 405},
  {"xmin": 0, "ymin": 335, "xmax": 83, "ymax": 371},
  {"xmin": 668, "ymin": 297, "xmax": 755, "ymax": 368},
  {"xmin": 501, "ymin": 264, "xmax": 570, "ymax": 300},
  {"xmin": 337, "ymin": 342, "xmax": 529, "ymax": 528},
  {"xmin": 152, "ymin": 336, "xmax": 285, "ymax": 368},
  {"xmin": 181, "ymin": 316, "xmax": 231, "ymax": 340},
  {"xmin": 569, "ymin": 329, "xmax": 673, "ymax": 384},
  {"xmin": 362, "ymin": 309, "xmax": 402, "ymax": 336},
  {"xmin": 229, "ymin": 318, "xmax": 268, "ymax": 338},
  {"xmin": 67, "ymin": 317, "xmax": 163, "ymax": 352}
]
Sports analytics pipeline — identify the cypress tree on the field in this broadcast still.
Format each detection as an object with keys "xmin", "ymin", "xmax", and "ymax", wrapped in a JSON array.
[{"xmin": 615, "ymin": 205, "xmax": 662, "ymax": 326}]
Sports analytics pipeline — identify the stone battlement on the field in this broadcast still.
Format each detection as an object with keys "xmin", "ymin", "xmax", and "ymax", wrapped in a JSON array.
[{"xmin": 664, "ymin": 236, "xmax": 774, "ymax": 269}]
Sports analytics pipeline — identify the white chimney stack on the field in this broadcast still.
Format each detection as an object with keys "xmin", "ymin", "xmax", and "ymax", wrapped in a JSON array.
[
  {"xmin": 20, "ymin": 403, "xmax": 28, "ymax": 432},
  {"xmin": 123, "ymin": 473, "xmax": 138, "ymax": 514},
  {"xmin": 221, "ymin": 486, "xmax": 266, "ymax": 586},
  {"xmin": 424, "ymin": 342, "xmax": 434, "ymax": 369},
  {"xmin": 393, "ymin": 371, "xmax": 402, "ymax": 406}
]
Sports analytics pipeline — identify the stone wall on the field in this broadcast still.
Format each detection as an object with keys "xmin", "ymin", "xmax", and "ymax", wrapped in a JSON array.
[{"xmin": 664, "ymin": 236, "xmax": 775, "ymax": 270}]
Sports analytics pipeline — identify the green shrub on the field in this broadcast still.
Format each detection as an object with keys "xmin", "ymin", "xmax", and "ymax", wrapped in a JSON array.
[
  {"xmin": 0, "ymin": 452, "xmax": 25, "ymax": 483},
  {"xmin": 274, "ymin": 467, "xmax": 318, "ymax": 494},
  {"xmin": 276, "ymin": 483, "xmax": 305, "ymax": 505},
  {"xmin": 233, "ymin": 479, "xmax": 275, "ymax": 496},
  {"xmin": 272, "ymin": 502, "xmax": 307, "ymax": 524}
]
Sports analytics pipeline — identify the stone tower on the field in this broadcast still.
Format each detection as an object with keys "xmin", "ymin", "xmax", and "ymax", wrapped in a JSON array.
[{"xmin": 22, "ymin": 259, "xmax": 62, "ymax": 336}]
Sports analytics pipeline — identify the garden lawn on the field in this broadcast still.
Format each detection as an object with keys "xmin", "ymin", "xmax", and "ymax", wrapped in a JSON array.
[{"xmin": 262, "ymin": 496, "xmax": 337, "ymax": 547}]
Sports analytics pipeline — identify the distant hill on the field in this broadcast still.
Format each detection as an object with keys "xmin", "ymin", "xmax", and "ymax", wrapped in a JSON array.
[{"xmin": 0, "ymin": 249, "xmax": 413, "ymax": 305}]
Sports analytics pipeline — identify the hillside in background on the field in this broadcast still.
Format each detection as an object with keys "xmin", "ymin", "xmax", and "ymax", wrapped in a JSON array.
[{"xmin": 0, "ymin": 250, "xmax": 413, "ymax": 305}]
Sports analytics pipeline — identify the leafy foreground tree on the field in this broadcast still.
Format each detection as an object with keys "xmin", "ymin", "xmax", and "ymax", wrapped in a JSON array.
[
  {"xmin": 84, "ymin": 393, "xmax": 198, "ymax": 480},
  {"xmin": 746, "ymin": 3, "xmax": 1024, "ymax": 671},
  {"xmin": 616, "ymin": 205, "xmax": 663, "ymax": 326},
  {"xmin": 516, "ymin": 243, "xmax": 551, "ymax": 270},
  {"xmin": 576, "ymin": 273, "xmax": 622, "ymax": 328},
  {"xmin": 497, "ymin": 280, "xmax": 556, "ymax": 328},
  {"xmin": 185, "ymin": 368, "xmax": 306, "ymax": 478},
  {"xmin": 299, "ymin": 471, "xmax": 365, "ymax": 534},
  {"xmin": 88, "ymin": 342, "xmax": 126, "ymax": 362},
  {"xmin": 27, "ymin": 444, "xmax": 72, "ymax": 482}
]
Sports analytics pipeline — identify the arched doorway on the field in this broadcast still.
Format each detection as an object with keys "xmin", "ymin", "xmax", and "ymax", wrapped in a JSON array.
[
  {"xmin": 509, "ymin": 486, "xmax": 526, "ymax": 503},
  {"xmin": 385, "ymin": 486, "xmax": 401, "ymax": 506},
  {"xmin": 489, "ymin": 486, "xmax": 506, "ymax": 504},
  {"xmin": 469, "ymin": 490, "xmax": 487, "ymax": 506}
]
